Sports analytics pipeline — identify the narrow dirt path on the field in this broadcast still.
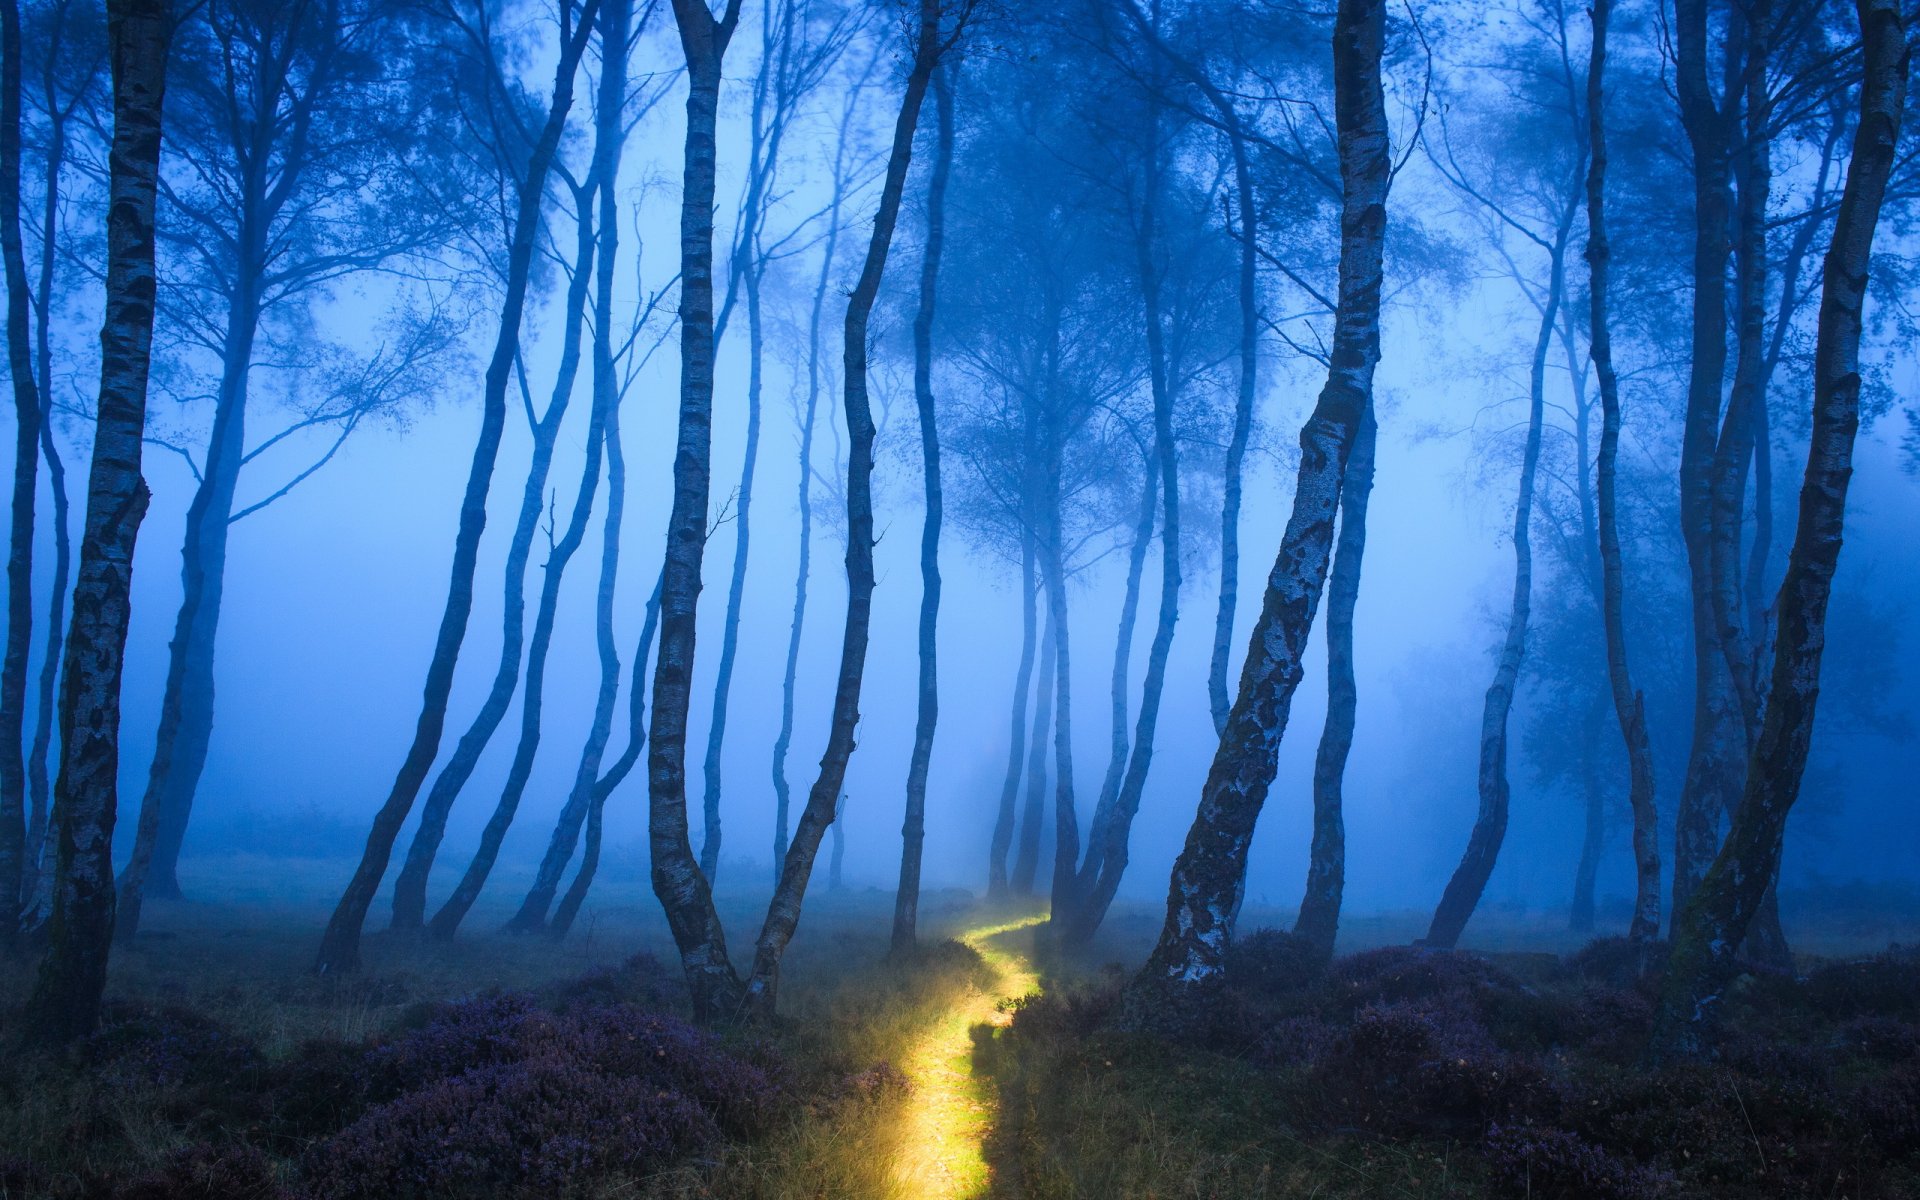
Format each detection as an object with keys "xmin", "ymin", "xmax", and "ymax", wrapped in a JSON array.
[{"xmin": 888, "ymin": 914, "xmax": 1047, "ymax": 1198}]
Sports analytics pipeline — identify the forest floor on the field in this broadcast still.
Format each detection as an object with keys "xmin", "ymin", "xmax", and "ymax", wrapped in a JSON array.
[{"xmin": 3, "ymin": 860, "xmax": 1919, "ymax": 1198}]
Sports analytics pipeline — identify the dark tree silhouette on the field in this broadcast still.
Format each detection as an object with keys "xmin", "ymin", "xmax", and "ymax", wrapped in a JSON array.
[
  {"xmin": 314, "ymin": 0, "xmax": 598, "ymax": 974},
  {"xmin": 1135, "ymin": 0, "xmax": 1388, "ymax": 995},
  {"xmin": 1655, "ymin": 0, "xmax": 1905, "ymax": 1057},
  {"xmin": 23, "ymin": 0, "xmax": 170, "ymax": 1040}
]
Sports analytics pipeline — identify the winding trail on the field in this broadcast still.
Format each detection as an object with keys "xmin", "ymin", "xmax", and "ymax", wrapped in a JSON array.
[{"xmin": 890, "ymin": 914, "xmax": 1047, "ymax": 1198}]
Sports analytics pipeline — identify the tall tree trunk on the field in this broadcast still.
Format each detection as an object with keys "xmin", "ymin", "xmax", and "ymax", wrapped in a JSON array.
[
  {"xmin": 773, "ymin": 63, "xmax": 862, "ymax": 880},
  {"xmin": 509, "ymin": 0, "xmax": 633, "ymax": 934},
  {"xmin": 1061, "ymin": 173, "xmax": 1184, "ymax": 950},
  {"xmin": 1123, "ymin": 4, "xmax": 1255, "ymax": 742},
  {"xmin": 1134, "ymin": 0, "xmax": 1387, "ymax": 994},
  {"xmin": 1294, "ymin": 403, "xmax": 1374, "ymax": 962},
  {"xmin": 1670, "ymin": 0, "xmax": 1741, "ymax": 927},
  {"xmin": 0, "ymin": 0, "xmax": 41, "ymax": 946},
  {"xmin": 650, "ymin": 0, "xmax": 747, "ymax": 1021},
  {"xmin": 389, "ymin": 220, "xmax": 596, "ymax": 931},
  {"xmin": 1426, "ymin": 213, "xmax": 1569, "ymax": 950},
  {"xmin": 549, "ymin": 568, "xmax": 662, "ymax": 941},
  {"xmin": 1040, "ymin": 461, "xmax": 1079, "ymax": 915},
  {"xmin": 314, "ymin": 2, "xmax": 597, "ymax": 974},
  {"xmin": 1654, "ymin": 0, "xmax": 1904, "ymax": 1056},
  {"xmin": 986, "ymin": 533, "xmax": 1036, "ymax": 900},
  {"xmin": 1011, "ymin": 615, "xmax": 1054, "ymax": 897},
  {"xmin": 116, "ymin": 281, "xmax": 257, "ymax": 937},
  {"xmin": 742, "ymin": 0, "xmax": 952, "ymax": 1016},
  {"xmin": 1085, "ymin": 461, "xmax": 1155, "ymax": 887},
  {"xmin": 24, "ymin": 58, "xmax": 74, "ymax": 914},
  {"xmin": 696, "ymin": 272, "xmax": 760, "ymax": 888},
  {"xmin": 1586, "ymin": 0, "xmax": 1661, "ymax": 944},
  {"xmin": 891, "ymin": 63, "xmax": 952, "ymax": 957},
  {"xmin": 22, "ymin": 0, "xmax": 168, "ymax": 1039},
  {"xmin": 429, "ymin": 329, "xmax": 612, "ymax": 939}
]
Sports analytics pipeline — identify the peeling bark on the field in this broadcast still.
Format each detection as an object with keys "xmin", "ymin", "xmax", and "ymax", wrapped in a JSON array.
[
  {"xmin": 649, "ymin": 0, "xmax": 747, "ymax": 1021},
  {"xmin": 1654, "ymin": 0, "xmax": 1904, "ymax": 1057},
  {"xmin": 23, "ymin": 0, "xmax": 169, "ymax": 1039},
  {"xmin": 1134, "ymin": 0, "xmax": 1387, "ymax": 993}
]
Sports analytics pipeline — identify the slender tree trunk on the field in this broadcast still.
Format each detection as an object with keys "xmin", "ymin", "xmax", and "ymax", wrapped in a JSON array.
[
  {"xmin": 509, "ymin": 0, "xmax": 632, "ymax": 934},
  {"xmin": 314, "ymin": 3, "xmax": 597, "ymax": 974},
  {"xmin": 429, "ymin": 330, "xmax": 612, "ymax": 939},
  {"xmin": 1671, "ymin": 0, "xmax": 1740, "ymax": 927},
  {"xmin": 1655, "ymin": 0, "xmax": 1904, "ymax": 1055},
  {"xmin": 550, "ymin": 568, "xmax": 662, "ymax": 941},
  {"xmin": 24, "ymin": 77, "xmax": 73, "ymax": 915},
  {"xmin": 1085, "ymin": 462, "xmax": 1155, "ymax": 887},
  {"xmin": 1012, "ymin": 616, "xmax": 1054, "ymax": 897},
  {"xmin": 987, "ymin": 533, "xmax": 1036, "ymax": 900},
  {"xmin": 1062, "ymin": 176, "xmax": 1184, "ymax": 950},
  {"xmin": 891, "ymin": 63, "xmax": 952, "ymax": 957},
  {"xmin": 22, "ymin": 0, "xmax": 168, "ymax": 1039},
  {"xmin": 389, "ymin": 215, "xmax": 596, "ymax": 931},
  {"xmin": 773, "ymin": 70, "xmax": 860, "ymax": 881},
  {"xmin": 742, "ymin": 0, "xmax": 950, "ymax": 1016},
  {"xmin": 0, "ymin": 0, "xmax": 41, "ymax": 946},
  {"xmin": 1426, "ymin": 215, "xmax": 1569, "ymax": 950},
  {"xmin": 1040, "ymin": 462, "xmax": 1079, "ymax": 915},
  {"xmin": 1134, "ymin": 0, "xmax": 1387, "ymax": 994},
  {"xmin": 116, "ymin": 285, "xmax": 256, "ymax": 937},
  {"xmin": 1123, "ymin": 5, "xmax": 1255, "ymax": 742},
  {"xmin": 650, "ymin": 0, "xmax": 747, "ymax": 1021},
  {"xmin": 1586, "ymin": 0, "xmax": 1661, "ymax": 944},
  {"xmin": 696, "ymin": 269, "xmax": 761, "ymax": 888},
  {"xmin": 1294, "ymin": 403, "xmax": 1374, "ymax": 961}
]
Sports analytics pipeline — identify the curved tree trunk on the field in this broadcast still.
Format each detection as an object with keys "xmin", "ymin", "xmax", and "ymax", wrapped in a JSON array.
[
  {"xmin": 509, "ymin": 0, "xmax": 633, "ymax": 934},
  {"xmin": 1083, "ymin": 461, "xmax": 1155, "ymax": 893},
  {"xmin": 986, "ymin": 533, "xmax": 1036, "ymax": 900},
  {"xmin": 1011, "ymin": 616, "xmax": 1054, "ymax": 897},
  {"xmin": 773, "ymin": 63, "xmax": 863, "ymax": 880},
  {"xmin": 1294, "ymin": 402, "xmax": 1374, "ymax": 961},
  {"xmin": 742, "ymin": 0, "xmax": 952, "ymax": 1016},
  {"xmin": 0, "ymin": 0, "xmax": 42, "ymax": 946},
  {"xmin": 314, "ymin": 2, "xmax": 597, "ymax": 974},
  {"xmin": 24, "ymin": 72, "xmax": 74, "ymax": 916},
  {"xmin": 389, "ymin": 231, "xmax": 595, "ymax": 931},
  {"xmin": 549, "ymin": 568, "xmax": 662, "ymax": 941},
  {"xmin": 23, "ymin": 0, "xmax": 169, "ymax": 1039},
  {"xmin": 1654, "ymin": 0, "xmax": 1904, "ymax": 1056},
  {"xmin": 1586, "ymin": 0, "xmax": 1661, "ymax": 944},
  {"xmin": 116, "ymin": 285, "xmax": 256, "ymax": 938},
  {"xmin": 891, "ymin": 63, "xmax": 952, "ymax": 957},
  {"xmin": 1062, "ymin": 150, "xmax": 1183, "ymax": 949},
  {"xmin": 1425, "ymin": 217, "xmax": 1566, "ymax": 950},
  {"xmin": 650, "ymin": 0, "xmax": 747, "ymax": 1021},
  {"xmin": 429, "ymin": 322, "xmax": 612, "ymax": 939},
  {"xmin": 1670, "ymin": 0, "xmax": 1740, "ymax": 928},
  {"xmin": 1134, "ymin": 0, "xmax": 1388, "ymax": 994}
]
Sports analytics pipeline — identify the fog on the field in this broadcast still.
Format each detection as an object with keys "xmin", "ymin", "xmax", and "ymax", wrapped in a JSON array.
[{"xmin": 9, "ymin": 0, "xmax": 1919, "ymax": 965}]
